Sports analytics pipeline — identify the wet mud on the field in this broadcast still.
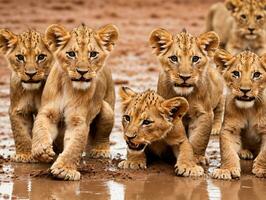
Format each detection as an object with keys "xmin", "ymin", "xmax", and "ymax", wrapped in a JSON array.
[{"xmin": 0, "ymin": 0, "xmax": 266, "ymax": 199}]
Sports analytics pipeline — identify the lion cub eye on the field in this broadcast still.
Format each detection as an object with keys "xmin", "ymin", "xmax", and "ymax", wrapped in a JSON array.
[
  {"xmin": 192, "ymin": 56, "xmax": 200, "ymax": 63},
  {"xmin": 90, "ymin": 51, "xmax": 99, "ymax": 58},
  {"xmin": 37, "ymin": 54, "xmax": 47, "ymax": 62},
  {"xmin": 16, "ymin": 54, "xmax": 25, "ymax": 62},
  {"xmin": 256, "ymin": 15, "xmax": 263, "ymax": 21},
  {"xmin": 66, "ymin": 51, "xmax": 76, "ymax": 59},
  {"xmin": 240, "ymin": 14, "xmax": 247, "ymax": 20},
  {"xmin": 123, "ymin": 115, "xmax": 131, "ymax": 122},
  {"xmin": 253, "ymin": 71, "xmax": 261, "ymax": 79},
  {"xmin": 169, "ymin": 55, "xmax": 178, "ymax": 63},
  {"xmin": 142, "ymin": 119, "xmax": 153, "ymax": 126},
  {"xmin": 232, "ymin": 71, "xmax": 240, "ymax": 78}
]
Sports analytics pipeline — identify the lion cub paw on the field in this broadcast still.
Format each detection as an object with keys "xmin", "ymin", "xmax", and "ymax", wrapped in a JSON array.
[
  {"xmin": 212, "ymin": 168, "xmax": 240, "ymax": 180},
  {"xmin": 252, "ymin": 165, "xmax": 266, "ymax": 178},
  {"xmin": 238, "ymin": 149, "xmax": 253, "ymax": 160},
  {"xmin": 50, "ymin": 162, "xmax": 81, "ymax": 181},
  {"xmin": 32, "ymin": 143, "xmax": 55, "ymax": 163},
  {"xmin": 195, "ymin": 155, "xmax": 209, "ymax": 166},
  {"xmin": 211, "ymin": 126, "xmax": 221, "ymax": 135},
  {"xmin": 118, "ymin": 160, "xmax": 147, "ymax": 170},
  {"xmin": 87, "ymin": 149, "xmax": 110, "ymax": 159},
  {"xmin": 11, "ymin": 153, "xmax": 37, "ymax": 163},
  {"xmin": 174, "ymin": 163, "xmax": 204, "ymax": 177}
]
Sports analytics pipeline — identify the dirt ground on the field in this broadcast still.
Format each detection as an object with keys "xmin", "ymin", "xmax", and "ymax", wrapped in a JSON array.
[{"xmin": 0, "ymin": 0, "xmax": 266, "ymax": 199}]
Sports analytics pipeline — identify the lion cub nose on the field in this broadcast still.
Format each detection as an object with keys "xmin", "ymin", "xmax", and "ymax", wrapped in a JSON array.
[
  {"xmin": 248, "ymin": 28, "xmax": 255, "ymax": 33},
  {"xmin": 76, "ymin": 68, "xmax": 88, "ymax": 76},
  {"xmin": 179, "ymin": 75, "xmax": 191, "ymax": 81},
  {"xmin": 126, "ymin": 134, "xmax": 136, "ymax": 140},
  {"xmin": 240, "ymin": 88, "xmax": 251, "ymax": 94},
  {"xmin": 25, "ymin": 71, "xmax": 37, "ymax": 78}
]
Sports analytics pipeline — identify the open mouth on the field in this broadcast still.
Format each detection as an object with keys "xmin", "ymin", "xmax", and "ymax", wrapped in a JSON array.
[
  {"xmin": 71, "ymin": 77, "xmax": 92, "ymax": 82},
  {"xmin": 126, "ymin": 140, "xmax": 146, "ymax": 151},
  {"xmin": 22, "ymin": 80, "xmax": 41, "ymax": 84},
  {"xmin": 236, "ymin": 96, "xmax": 255, "ymax": 102},
  {"xmin": 174, "ymin": 83, "xmax": 193, "ymax": 88}
]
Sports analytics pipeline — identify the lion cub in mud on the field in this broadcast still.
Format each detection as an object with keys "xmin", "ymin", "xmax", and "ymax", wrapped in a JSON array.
[
  {"xmin": 206, "ymin": 0, "xmax": 266, "ymax": 55},
  {"xmin": 31, "ymin": 24, "xmax": 118, "ymax": 180},
  {"xmin": 118, "ymin": 87, "xmax": 204, "ymax": 177},
  {"xmin": 0, "ymin": 29, "xmax": 54, "ymax": 163},
  {"xmin": 212, "ymin": 50, "xmax": 266, "ymax": 180},
  {"xmin": 149, "ymin": 29, "xmax": 224, "ymax": 165}
]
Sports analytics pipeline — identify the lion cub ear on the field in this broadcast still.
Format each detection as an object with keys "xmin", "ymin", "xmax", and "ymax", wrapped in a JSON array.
[
  {"xmin": 45, "ymin": 24, "xmax": 70, "ymax": 52},
  {"xmin": 260, "ymin": 53, "xmax": 266, "ymax": 68},
  {"xmin": 161, "ymin": 97, "xmax": 189, "ymax": 120},
  {"xmin": 119, "ymin": 86, "xmax": 137, "ymax": 111},
  {"xmin": 197, "ymin": 31, "xmax": 220, "ymax": 57},
  {"xmin": 214, "ymin": 49, "xmax": 235, "ymax": 73},
  {"xmin": 0, "ymin": 29, "xmax": 18, "ymax": 54},
  {"xmin": 225, "ymin": 0, "xmax": 241, "ymax": 13},
  {"xmin": 149, "ymin": 28, "xmax": 173, "ymax": 56},
  {"xmin": 96, "ymin": 24, "xmax": 119, "ymax": 52}
]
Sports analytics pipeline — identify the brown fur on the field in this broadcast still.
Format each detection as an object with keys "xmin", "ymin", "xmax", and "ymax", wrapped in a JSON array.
[
  {"xmin": 31, "ymin": 24, "xmax": 118, "ymax": 180},
  {"xmin": 0, "ymin": 29, "xmax": 54, "ymax": 163},
  {"xmin": 206, "ymin": 0, "xmax": 266, "ymax": 55},
  {"xmin": 118, "ymin": 87, "xmax": 204, "ymax": 177},
  {"xmin": 212, "ymin": 50, "xmax": 266, "ymax": 179},
  {"xmin": 149, "ymin": 28, "xmax": 225, "ymax": 165}
]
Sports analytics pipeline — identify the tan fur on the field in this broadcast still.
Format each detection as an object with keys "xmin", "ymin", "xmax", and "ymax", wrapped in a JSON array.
[
  {"xmin": 118, "ymin": 87, "xmax": 204, "ymax": 177},
  {"xmin": 31, "ymin": 24, "xmax": 118, "ymax": 180},
  {"xmin": 212, "ymin": 50, "xmax": 266, "ymax": 180},
  {"xmin": 149, "ymin": 29, "xmax": 225, "ymax": 165},
  {"xmin": 0, "ymin": 29, "xmax": 54, "ymax": 163},
  {"xmin": 206, "ymin": 0, "xmax": 266, "ymax": 55}
]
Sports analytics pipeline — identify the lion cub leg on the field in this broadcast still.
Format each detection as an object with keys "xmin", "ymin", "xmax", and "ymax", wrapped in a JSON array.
[
  {"xmin": 50, "ymin": 114, "xmax": 89, "ymax": 181},
  {"xmin": 87, "ymin": 101, "xmax": 114, "ymax": 159},
  {"xmin": 10, "ymin": 110, "xmax": 36, "ymax": 163},
  {"xmin": 238, "ymin": 149, "xmax": 254, "ymax": 160},
  {"xmin": 252, "ymin": 135, "xmax": 266, "ymax": 178},
  {"xmin": 32, "ymin": 106, "xmax": 59, "ymax": 163},
  {"xmin": 212, "ymin": 128, "xmax": 241, "ymax": 180},
  {"xmin": 118, "ymin": 150, "xmax": 147, "ymax": 170},
  {"xmin": 211, "ymin": 97, "xmax": 225, "ymax": 135}
]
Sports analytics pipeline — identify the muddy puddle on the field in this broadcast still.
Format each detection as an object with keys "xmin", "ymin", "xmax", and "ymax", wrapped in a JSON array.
[{"xmin": 0, "ymin": 0, "xmax": 266, "ymax": 199}]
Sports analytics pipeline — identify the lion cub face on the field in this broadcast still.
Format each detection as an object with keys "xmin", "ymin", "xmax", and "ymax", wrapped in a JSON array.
[
  {"xmin": 119, "ymin": 87, "xmax": 188, "ymax": 152},
  {"xmin": 149, "ymin": 29, "xmax": 219, "ymax": 96},
  {"xmin": 0, "ymin": 29, "xmax": 53, "ymax": 90},
  {"xmin": 215, "ymin": 50, "xmax": 266, "ymax": 108},
  {"xmin": 45, "ymin": 24, "xmax": 118, "ymax": 90},
  {"xmin": 225, "ymin": 0, "xmax": 266, "ymax": 40}
]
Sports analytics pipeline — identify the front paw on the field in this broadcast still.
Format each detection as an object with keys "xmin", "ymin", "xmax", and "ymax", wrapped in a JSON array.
[
  {"xmin": 118, "ymin": 160, "xmax": 147, "ymax": 170},
  {"xmin": 11, "ymin": 153, "xmax": 37, "ymax": 163},
  {"xmin": 211, "ymin": 126, "xmax": 221, "ymax": 135},
  {"xmin": 252, "ymin": 164, "xmax": 266, "ymax": 178},
  {"xmin": 238, "ymin": 149, "xmax": 253, "ymax": 160},
  {"xmin": 87, "ymin": 143, "xmax": 110, "ymax": 159},
  {"xmin": 212, "ymin": 168, "xmax": 240, "ymax": 180},
  {"xmin": 195, "ymin": 155, "xmax": 209, "ymax": 166},
  {"xmin": 50, "ymin": 161, "xmax": 81, "ymax": 181},
  {"xmin": 32, "ymin": 142, "xmax": 55, "ymax": 163},
  {"xmin": 174, "ymin": 162, "xmax": 204, "ymax": 177}
]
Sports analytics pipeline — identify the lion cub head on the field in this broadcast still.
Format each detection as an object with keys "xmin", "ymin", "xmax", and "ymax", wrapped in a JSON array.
[
  {"xmin": 45, "ymin": 24, "xmax": 119, "ymax": 90},
  {"xmin": 0, "ymin": 29, "xmax": 53, "ymax": 90},
  {"xmin": 119, "ymin": 87, "xmax": 188, "ymax": 153},
  {"xmin": 149, "ymin": 28, "xmax": 219, "ymax": 96},
  {"xmin": 225, "ymin": 0, "xmax": 266, "ymax": 40},
  {"xmin": 215, "ymin": 50, "xmax": 266, "ymax": 108}
]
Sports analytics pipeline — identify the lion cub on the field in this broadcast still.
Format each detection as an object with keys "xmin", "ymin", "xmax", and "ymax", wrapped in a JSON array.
[
  {"xmin": 212, "ymin": 50, "xmax": 266, "ymax": 180},
  {"xmin": 206, "ymin": 0, "xmax": 266, "ymax": 55},
  {"xmin": 118, "ymin": 87, "xmax": 204, "ymax": 177},
  {"xmin": 149, "ymin": 29, "xmax": 224, "ymax": 165},
  {"xmin": 0, "ymin": 29, "xmax": 54, "ymax": 162},
  {"xmin": 31, "ymin": 24, "xmax": 118, "ymax": 180}
]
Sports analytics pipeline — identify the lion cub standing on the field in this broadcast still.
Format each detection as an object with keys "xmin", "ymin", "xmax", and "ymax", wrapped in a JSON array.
[
  {"xmin": 0, "ymin": 29, "xmax": 54, "ymax": 162},
  {"xmin": 119, "ymin": 87, "xmax": 204, "ymax": 177},
  {"xmin": 206, "ymin": 0, "xmax": 266, "ymax": 55},
  {"xmin": 212, "ymin": 50, "xmax": 266, "ymax": 180},
  {"xmin": 31, "ymin": 24, "xmax": 118, "ymax": 180},
  {"xmin": 149, "ymin": 29, "xmax": 224, "ymax": 165}
]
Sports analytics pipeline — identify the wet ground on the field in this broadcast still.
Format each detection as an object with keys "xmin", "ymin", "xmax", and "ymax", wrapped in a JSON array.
[{"xmin": 0, "ymin": 0, "xmax": 266, "ymax": 199}]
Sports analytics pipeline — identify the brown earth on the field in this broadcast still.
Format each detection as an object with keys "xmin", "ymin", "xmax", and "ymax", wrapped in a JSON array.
[{"xmin": 0, "ymin": 0, "xmax": 266, "ymax": 200}]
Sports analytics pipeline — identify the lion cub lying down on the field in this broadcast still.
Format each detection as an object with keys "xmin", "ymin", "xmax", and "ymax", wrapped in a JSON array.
[
  {"xmin": 31, "ymin": 24, "xmax": 118, "ymax": 180},
  {"xmin": 212, "ymin": 50, "xmax": 266, "ymax": 180},
  {"xmin": 206, "ymin": 0, "xmax": 266, "ymax": 55},
  {"xmin": 119, "ymin": 87, "xmax": 204, "ymax": 177},
  {"xmin": 0, "ymin": 29, "xmax": 53, "ymax": 162}
]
